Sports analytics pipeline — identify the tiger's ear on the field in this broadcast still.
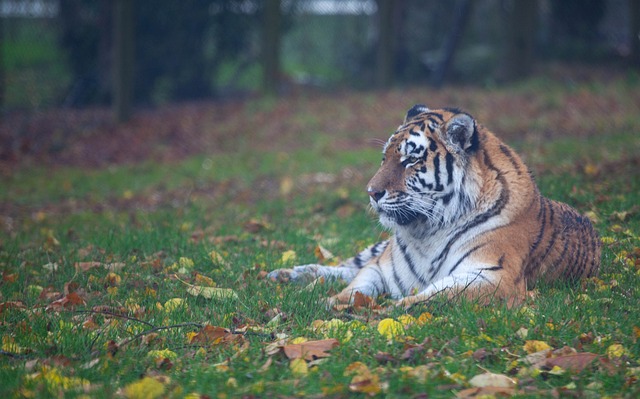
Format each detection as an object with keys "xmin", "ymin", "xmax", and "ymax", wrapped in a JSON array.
[
  {"xmin": 404, "ymin": 104, "xmax": 429, "ymax": 123},
  {"xmin": 444, "ymin": 113, "xmax": 478, "ymax": 153}
]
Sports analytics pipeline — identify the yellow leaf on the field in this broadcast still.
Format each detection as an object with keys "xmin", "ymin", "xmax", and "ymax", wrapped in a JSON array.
[
  {"xmin": 123, "ymin": 377, "xmax": 166, "ymax": 399},
  {"xmin": 28, "ymin": 366, "xmax": 90, "ymax": 392},
  {"xmin": 179, "ymin": 257, "xmax": 195, "ymax": 270},
  {"xmin": 417, "ymin": 312, "xmax": 433, "ymax": 324},
  {"xmin": 186, "ymin": 286, "xmax": 238, "ymax": 300},
  {"xmin": 397, "ymin": 314, "xmax": 417, "ymax": 326},
  {"xmin": 280, "ymin": 176, "xmax": 294, "ymax": 196},
  {"xmin": 209, "ymin": 250, "xmax": 229, "ymax": 267},
  {"xmin": 606, "ymin": 343, "xmax": 626, "ymax": 359},
  {"xmin": 147, "ymin": 349, "xmax": 178, "ymax": 361},
  {"xmin": 281, "ymin": 250, "xmax": 297, "ymax": 264},
  {"xmin": 600, "ymin": 236, "xmax": 616, "ymax": 245},
  {"xmin": 344, "ymin": 361, "xmax": 370, "ymax": 376},
  {"xmin": 349, "ymin": 373, "xmax": 382, "ymax": 395},
  {"xmin": 290, "ymin": 358, "xmax": 308, "ymax": 376},
  {"xmin": 523, "ymin": 340, "xmax": 551, "ymax": 354},
  {"xmin": 583, "ymin": 163, "xmax": 599, "ymax": 176},
  {"xmin": 2, "ymin": 336, "xmax": 23, "ymax": 353},
  {"xmin": 186, "ymin": 332, "xmax": 198, "ymax": 343},
  {"xmin": 163, "ymin": 298, "xmax": 185, "ymax": 312},
  {"xmin": 291, "ymin": 337, "xmax": 309, "ymax": 344},
  {"xmin": 548, "ymin": 365, "xmax": 565, "ymax": 375},
  {"xmin": 194, "ymin": 273, "xmax": 216, "ymax": 287},
  {"xmin": 104, "ymin": 272, "xmax": 121, "ymax": 286},
  {"xmin": 377, "ymin": 318, "xmax": 404, "ymax": 340}
]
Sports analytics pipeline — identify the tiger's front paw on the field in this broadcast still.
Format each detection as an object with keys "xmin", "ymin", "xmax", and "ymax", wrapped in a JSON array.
[{"xmin": 267, "ymin": 264, "xmax": 322, "ymax": 284}]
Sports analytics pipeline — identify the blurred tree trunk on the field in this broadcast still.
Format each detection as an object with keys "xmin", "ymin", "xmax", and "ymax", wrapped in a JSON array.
[
  {"xmin": 501, "ymin": 0, "xmax": 537, "ymax": 81},
  {"xmin": 430, "ymin": 0, "xmax": 472, "ymax": 88},
  {"xmin": 262, "ymin": 0, "xmax": 281, "ymax": 95},
  {"xmin": 0, "ymin": 16, "xmax": 4, "ymax": 111},
  {"xmin": 631, "ymin": 0, "xmax": 640, "ymax": 66},
  {"xmin": 376, "ymin": 0, "xmax": 393, "ymax": 87},
  {"xmin": 113, "ymin": 0, "xmax": 134, "ymax": 122}
]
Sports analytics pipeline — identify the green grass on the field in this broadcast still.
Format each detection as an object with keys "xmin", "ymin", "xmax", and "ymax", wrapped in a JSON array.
[{"xmin": 2, "ymin": 96, "xmax": 640, "ymax": 398}]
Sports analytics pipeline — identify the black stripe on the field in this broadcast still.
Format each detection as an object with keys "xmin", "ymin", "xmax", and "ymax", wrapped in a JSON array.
[
  {"xmin": 433, "ymin": 154, "xmax": 444, "ymax": 191},
  {"xmin": 527, "ymin": 195, "xmax": 547, "ymax": 260},
  {"xmin": 445, "ymin": 152, "xmax": 454, "ymax": 184},
  {"xmin": 429, "ymin": 139, "xmax": 438, "ymax": 152},
  {"xmin": 448, "ymin": 244, "xmax": 486, "ymax": 275},
  {"xmin": 499, "ymin": 144, "xmax": 522, "ymax": 175},
  {"xmin": 354, "ymin": 254, "xmax": 363, "ymax": 268},
  {"xmin": 389, "ymin": 241, "xmax": 407, "ymax": 295},
  {"xmin": 429, "ymin": 112, "xmax": 444, "ymax": 121},
  {"xmin": 375, "ymin": 259, "xmax": 390, "ymax": 292},
  {"xmin": 430, "ymin": 149, "xmax": 510, "ymax": 279},
  {"xmin": 440, "ymin": 192, "xmax": 454, "ymax": 205},
  {"xmin": 397, "ymin": 236, "xmax": 428, "ymax": 285}
]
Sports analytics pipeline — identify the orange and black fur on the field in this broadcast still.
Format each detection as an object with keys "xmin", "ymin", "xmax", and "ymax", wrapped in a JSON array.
[{"xmin": 269, "ymin": 105, "xmax": 601, "ymax": 307}]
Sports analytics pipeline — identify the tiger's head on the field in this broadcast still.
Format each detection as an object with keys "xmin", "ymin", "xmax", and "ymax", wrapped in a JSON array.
[{"xmin": 368, "ymin": 105, "xmax": 481, "ymax": 231}]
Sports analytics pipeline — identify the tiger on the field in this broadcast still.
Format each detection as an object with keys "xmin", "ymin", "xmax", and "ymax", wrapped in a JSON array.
[{"xmin": 268, "ymin": 105, "xmax": 601, "ymax": 308}]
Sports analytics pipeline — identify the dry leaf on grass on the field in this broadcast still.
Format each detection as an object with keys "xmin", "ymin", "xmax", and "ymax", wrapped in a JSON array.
[
  {"xmin": 282, "ymin": 338, "xmax": 339, "ymax": 361},
  {"xmin": 468, "ymin": 372, "xmax": 517, "ymax": 388}
]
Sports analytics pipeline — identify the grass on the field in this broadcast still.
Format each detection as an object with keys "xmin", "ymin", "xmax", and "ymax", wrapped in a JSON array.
[{"xmin": 1, "ymin": 83, "xmax": 640, "ymax": 398}]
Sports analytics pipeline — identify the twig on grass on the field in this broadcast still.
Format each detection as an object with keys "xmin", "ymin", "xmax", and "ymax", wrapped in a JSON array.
[
  {"xmin": 73, "ymin": 309, "xmax": 155, "ymax": 328},
  {"xmin": 118, "ymin": 322, "xmax": 204, "ymax": 348}
]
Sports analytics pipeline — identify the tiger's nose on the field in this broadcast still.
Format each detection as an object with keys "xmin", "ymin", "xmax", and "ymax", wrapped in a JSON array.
[{"xmin": 367, "ymin": 188, "xmax": 385, "ymax": 202}]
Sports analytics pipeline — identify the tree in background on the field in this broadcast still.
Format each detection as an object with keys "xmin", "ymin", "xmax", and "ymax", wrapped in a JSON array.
[
  {"xmin": 58, "ymin": 0, "xmax": 261, "ymax": 107},
  {"xmin": 501, "ymin": 0, "xmax": 537, "ymax": 81}
]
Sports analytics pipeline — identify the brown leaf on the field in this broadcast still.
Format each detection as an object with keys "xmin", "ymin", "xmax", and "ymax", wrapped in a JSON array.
[
  {"xmin": 349, "ymin": 375, "xmax": 382, "ymax": 396},
  {"xmin": 353, "ymin": 291, "xmax": 378, "ymax": 310},
  {"xmin": 282, "ymin": 338, "xmax": 339, "ymax": 361},
  {"xmin": 314, "ymin": 245, "xmax": 334, "ymax": 262},
  {"xmin": 189, "ymin": 325, "xmax": 242, "ymax": 346},
  {"xmin": 46, "ymin": 292, "xmax": 86, "ymax": 311},
  {"xmin": 243, "ymin": 219, "xmax": 269, "ymax": 233},
  {"xmin": 75, "ymin": 261, "xmax": 103, "ymax": 271},
  {"xmin": 545, "ymin": 352, "xmax": 598, "ymax": 373},
  {"xmin": 2, "ymin": 272, "xmax": 18, "ymax": 283},
  {"xmin": 374, "ymin": 351, "xmax": 396, "ymax": 364}
]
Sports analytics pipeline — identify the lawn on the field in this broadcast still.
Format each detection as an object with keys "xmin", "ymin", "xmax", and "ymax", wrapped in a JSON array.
[{"xmin": 1, "ymin": 69, "xmax": 640, "ymax": 398}]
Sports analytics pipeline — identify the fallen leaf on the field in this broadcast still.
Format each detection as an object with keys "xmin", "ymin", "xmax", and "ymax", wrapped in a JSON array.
[
  {"xmin": 281, "ymin": 250, "xmax": 297, "ymax": 264},
  {"xmin": 545, "ymin": 352, "xmax": 598, "ymax": 373},
  {"xmin": 606, "ymin": 343, "xmax": 626, "ymax": 359},
  {"xmin": 377, "ymin": 318, "xmax": 404, "ymax": 340},
  {"xmin": 46, "ymin": 292, "xmax": 86, "ymax": 311},
  {"xmin": 123, "ymin": 377, "xmax": 166, "ymax": 399},
  {"xmin": 43, "ymin": 262, "xmax": 59, "ymax": 272},
  {"xmin": 468, "ymin": 372, "xmax": 517, "ymax": 388},
  {"xmin": 349, "ymin": 371, "xmax": 384, "ymax": 396},
  {"xmin": 187, "ymin": 286, "xmax": 238, "ymax": 300},
  {"xmin": 163, "ymin": 298, "xmax": 185, "ymax": 312},
  {"xmin": 282, "ymin": 338, "xmax": 339, "ymax": 360},
  {"xmin": 189, "ymin": 325, "xmax": 242, "ymax": 346},
  {"xmin": 74, "ymin": 261, "xmax": 102, "ymax": 271},
  {"xmin": 353, "ymin": 291, "xmax": 377, "ymax": 309},
  {"xmin": 289, "ymin": 357, "xmax": 308, "ymax": 376},
  {"xmin": 314, "ymin": 245, "xmax": 334, "ymax": 262},
  {"xmin": 523, "ymin": 340, "xmax": 551, "ymax": 354}
]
